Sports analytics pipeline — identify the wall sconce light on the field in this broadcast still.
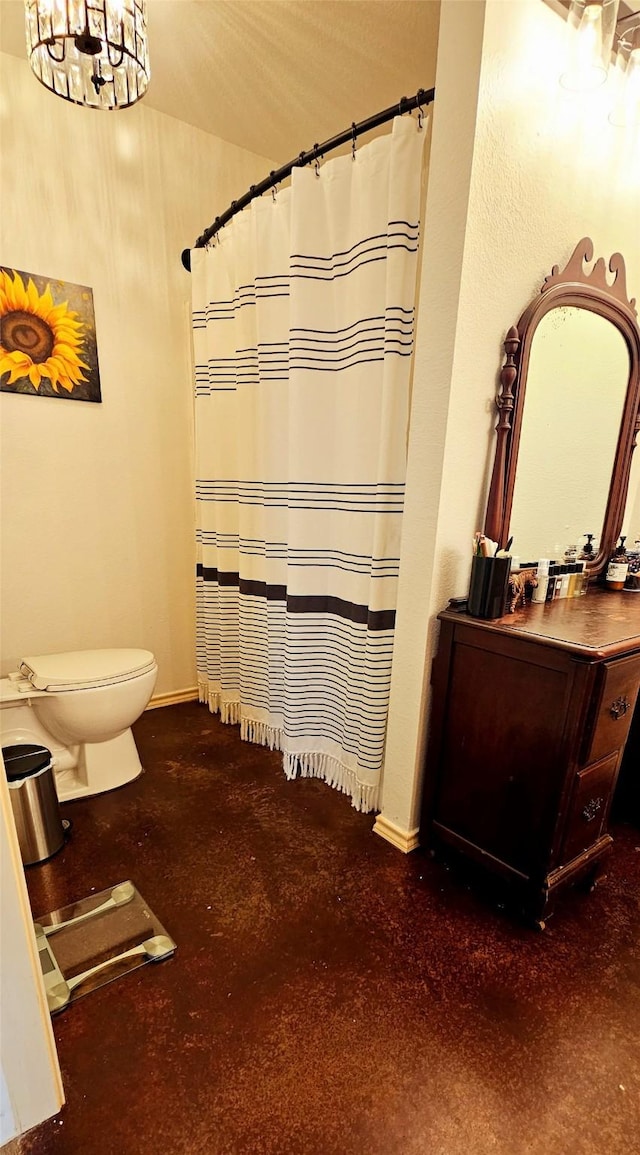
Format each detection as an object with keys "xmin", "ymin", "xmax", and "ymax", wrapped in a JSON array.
[
  {"xmin": 24, "ymin": 0, "xmax": 150, "ymax": 110},
  {"xmin": 610, "ymin": 18, "xmax": 640, "ymax": 124},
  {"xmin": 556, "ymin": 0, "xmax": 640, "ymax": 125},
  {"xmin": 560, "ymin": 0, "xmax": 620, "ymax": 91}
]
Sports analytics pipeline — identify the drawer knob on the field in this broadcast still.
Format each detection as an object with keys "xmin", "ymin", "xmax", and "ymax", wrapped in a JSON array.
[
  {"xmin": 609, "ymin": 695, "xmax": 630, "ymax": 721},
  {"xmin": 582, "ymin": 797, "xmax": 604, "ymax": 823}
]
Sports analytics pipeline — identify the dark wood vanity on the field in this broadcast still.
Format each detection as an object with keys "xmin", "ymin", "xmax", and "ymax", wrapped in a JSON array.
[
  {"xmin": 420, "ymin": 239, "xmax": 640, "ymax": 926},
  {"xmin": 421, "ymin": 590, "xmax": 640, "ymax": 927}
]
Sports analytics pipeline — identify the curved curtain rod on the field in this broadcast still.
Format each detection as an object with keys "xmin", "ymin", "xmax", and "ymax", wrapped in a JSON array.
[{"xmin": 181, "ymin": 85, "xmax": 435, "ymax": 271}]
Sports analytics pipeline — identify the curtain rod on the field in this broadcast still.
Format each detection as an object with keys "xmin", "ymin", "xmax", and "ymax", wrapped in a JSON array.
[{"xmin": 181, "ymin": 85, "xmax": 435, "ymax": 271}]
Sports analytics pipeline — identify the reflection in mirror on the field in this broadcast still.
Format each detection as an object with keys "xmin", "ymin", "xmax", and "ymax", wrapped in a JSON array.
[
  {"xmin": 508, "ymin": 306, "xmax": 630, "ymax": 562},
  {"xmin": 622, "ymin": 450, "xmax": 640, "ymax": 548}
]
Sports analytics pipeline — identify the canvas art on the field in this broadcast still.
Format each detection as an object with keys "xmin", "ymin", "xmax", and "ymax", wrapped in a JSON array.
[{"xmin": 0, "ymin": 267, "xmax": 101, "ymax": 403}]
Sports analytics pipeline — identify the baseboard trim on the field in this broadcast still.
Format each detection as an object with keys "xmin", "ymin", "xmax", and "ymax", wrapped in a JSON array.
[
  {"xmin": 146, "ymin": 687, "xmax": 199, "ymax": 711},
  {"xmin": 373, "ymin": 814, "xmax": 420, "ymax": 854}
]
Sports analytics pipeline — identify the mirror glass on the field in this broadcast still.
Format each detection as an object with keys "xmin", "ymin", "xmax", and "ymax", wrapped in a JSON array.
[
  {"xmin": 622, "ymin": 450, "xmax": 640, "ymax": 549},
  {"xmin": 509, "ymin": 305, "xmax": 630, "ymax": 563}
]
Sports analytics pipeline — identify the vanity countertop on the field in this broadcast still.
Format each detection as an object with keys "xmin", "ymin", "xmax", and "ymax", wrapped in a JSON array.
[{"xmin": 441, "ymin": 589, "xmax": 640, "ymax": 660}]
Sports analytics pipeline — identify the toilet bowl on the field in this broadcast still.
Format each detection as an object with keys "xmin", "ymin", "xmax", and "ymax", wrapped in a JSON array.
[{"xmin": 0, "ymin": 649, "xmax": 157, "ymax": 802}]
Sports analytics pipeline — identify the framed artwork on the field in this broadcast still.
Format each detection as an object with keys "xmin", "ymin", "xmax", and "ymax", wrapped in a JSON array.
[{"xmin": 0, "ymin": 266, "xmax": 101, "ymax": 403}]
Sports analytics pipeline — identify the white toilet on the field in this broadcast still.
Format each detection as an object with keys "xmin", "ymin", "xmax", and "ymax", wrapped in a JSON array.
[{"xmin": 0, "ymin": 649, "xmax": 157, "ymax": 802}]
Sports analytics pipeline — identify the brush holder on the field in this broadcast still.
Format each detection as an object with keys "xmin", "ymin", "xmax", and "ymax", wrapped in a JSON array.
[{"xmin": 467, "ymin": 556, "xmax": 511, "ymax": 620}]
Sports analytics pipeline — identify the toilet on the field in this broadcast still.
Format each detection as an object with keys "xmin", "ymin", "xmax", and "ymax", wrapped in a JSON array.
[{"xmin": 0, "ymin": 649, "xmax": 157, "ymax": 802}]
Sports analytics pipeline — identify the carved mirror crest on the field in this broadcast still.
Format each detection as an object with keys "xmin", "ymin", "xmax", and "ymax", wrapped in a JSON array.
[{"xmin": 485, "ymin": 238, "xmax": 640, "ymax": 575}]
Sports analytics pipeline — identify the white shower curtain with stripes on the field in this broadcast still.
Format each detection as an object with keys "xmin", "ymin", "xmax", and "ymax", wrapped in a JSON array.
[{"xmin": 192, "ymin": 114, "xmax": 426, "ymax": 813}]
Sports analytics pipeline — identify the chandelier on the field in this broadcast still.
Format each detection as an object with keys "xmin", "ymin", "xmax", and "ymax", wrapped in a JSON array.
[{"xmin": 24, "ymin": 0, "xmax": 150, "ymax": 110}]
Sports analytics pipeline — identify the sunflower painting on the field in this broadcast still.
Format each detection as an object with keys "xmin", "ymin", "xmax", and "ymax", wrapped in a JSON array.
[{"xmin": 0, "ymin": 267, "xmax": 101, "ymax": 403}]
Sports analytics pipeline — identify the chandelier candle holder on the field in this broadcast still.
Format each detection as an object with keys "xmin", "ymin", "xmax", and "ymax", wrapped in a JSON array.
[{"xmin": 24, "ymin": 0, "xmax": 149, "ymax": 110}]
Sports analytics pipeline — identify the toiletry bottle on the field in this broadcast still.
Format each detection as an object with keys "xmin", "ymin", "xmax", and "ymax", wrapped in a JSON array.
[
  {"xmin": 552, "ymin": 565, "xmax": 563, "ymax": 599},
  {"xmin": 578, "ymin": 561, "xmax": 589, "ymax": 596},
  {"xmin": 559, "ymin": 565, "xmax": 571, "ymax": 598},
  {"xmin": 563, "ymin": 544, "xmax": 578, "ymax": 564},
  {"xmin": 545, "ymin": 565, "xmax": 558, "ymax": 602},
  {"xmin": 553, "ymin": 566, "xmax": 564, "ymax": 599},
  {"xmin": 567, "ymin": 563, "xmax": 578, "ymax": 598},
  {"xmin": 605, "ymin": 536, "xmax": 628, "ymax": 591},
  {"xmin": 625, "ymin": 543, "xmax": 640, "ymax": 591},
  {"xmin": 532, "ymin": 560, "xmax": 549, "ymax": 603},
  {"xmin": 579, "ymin": 534, "xmax": 595, "ymax": 561}
]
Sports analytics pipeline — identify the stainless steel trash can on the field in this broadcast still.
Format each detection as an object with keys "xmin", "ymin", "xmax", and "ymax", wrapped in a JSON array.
[{"xmin": 3, "ymin": 743, "xmax": 66, "ymax": 865}]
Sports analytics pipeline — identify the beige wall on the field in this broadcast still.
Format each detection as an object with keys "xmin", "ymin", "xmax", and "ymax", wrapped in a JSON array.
[
  {"xmin": 380, "ymin": 0, "xmax": 640, "ymax": 836},
  {"xmin": 0, "ymin": 52, "xmax": 272, "ymax": 696},
  {"xmin": 0, "ymin": 751, "xmax": 63, "ymax": 1143}
]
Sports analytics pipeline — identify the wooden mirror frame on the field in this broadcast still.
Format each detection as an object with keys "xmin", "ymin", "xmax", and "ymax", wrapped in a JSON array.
[{"xmin": 485, "ymin": 238, "xmax": 640, "ymax": 576}]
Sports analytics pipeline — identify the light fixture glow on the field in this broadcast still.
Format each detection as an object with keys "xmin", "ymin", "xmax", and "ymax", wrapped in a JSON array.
[
  {"xmin": 24, "ymin": 0, "xmax": 150, "ymax": 110},
  {"xmin": 560, "ymin": 0, "xmax": 620, "ymax": 92}
]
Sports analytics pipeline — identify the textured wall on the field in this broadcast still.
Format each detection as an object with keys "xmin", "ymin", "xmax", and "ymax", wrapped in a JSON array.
[
  {"xmin": 0, "ymin": 755, "xmax": 63, "ymax": 1142},
  {"xmin": 0, "ymin": 53, "xmax": 272, "ymax": 695},
  {"xmin": 381, "ymin": 0, "xmax": 640, "ymax": 835}
]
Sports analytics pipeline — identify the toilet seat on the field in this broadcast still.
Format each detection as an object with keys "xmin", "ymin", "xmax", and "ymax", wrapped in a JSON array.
[{"xmin": 19, "ymin": 649, "xmax": 157, "ymax": 693}]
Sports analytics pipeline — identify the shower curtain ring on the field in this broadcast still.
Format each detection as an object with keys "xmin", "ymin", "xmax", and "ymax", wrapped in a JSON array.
[
  {"xmin": 270, "ymin": 171, "xmax": 278, "ymax": 202},
  {"xmin": 351, "ymin": 123, "xmax": 357, "ymax": 161},
  {"xmin": 206, "ymin": 217, "xmax": 221, "ymax": 248},
  {"xmin": 313, "ymin": 144, "xmax": 321, "ymax": 177}
]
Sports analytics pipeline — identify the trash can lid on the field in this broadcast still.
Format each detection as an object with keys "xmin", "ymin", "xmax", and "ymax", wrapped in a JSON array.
[{"xmin": 2, "ymin": 743, "xmax": 53, "ymax": 781}]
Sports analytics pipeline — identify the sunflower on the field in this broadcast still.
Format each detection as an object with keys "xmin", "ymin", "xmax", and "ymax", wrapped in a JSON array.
[{"xmin": 0, "ymin": 269, "xmax": 89, "ymax": 393}]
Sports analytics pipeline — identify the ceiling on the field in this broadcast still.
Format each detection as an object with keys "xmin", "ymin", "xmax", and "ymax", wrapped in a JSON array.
[{"xmin": 0, "ymin": 0, "xmax": 440, "ymax": 162}]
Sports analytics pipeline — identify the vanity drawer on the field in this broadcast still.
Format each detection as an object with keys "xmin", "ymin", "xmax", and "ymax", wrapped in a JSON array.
[
  {"xmin": 561, "ymin": 753, "xmax": 619, "ymax": 865},
  {"xmin": 583, "ymin": 654, "xmax": 640, "ymax": 765}
]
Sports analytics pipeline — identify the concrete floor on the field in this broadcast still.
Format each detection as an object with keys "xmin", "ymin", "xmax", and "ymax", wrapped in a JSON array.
[{"xmin": 9, "ymin": 701, "xmax": 640, "ymax": 1155}]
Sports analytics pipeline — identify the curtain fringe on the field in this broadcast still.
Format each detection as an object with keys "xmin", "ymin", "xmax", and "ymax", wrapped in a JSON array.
[
  {"xmin": 197, "ymin": 677, "xmax": 241, "ymax": 724},
  {"xmin": 197, "ymin": 676, "xmax": 377, "ymax": 813},
  {"xmin": 240, "ymin": 717, "xmax": 282, "ymax": 751},
  {"xmin": 198, "ymin": 677, "xmax": 220, "ymax": 712},
  {"xmin": 283, "ymin": 750, "xmax": 378, "ymax": 814}
]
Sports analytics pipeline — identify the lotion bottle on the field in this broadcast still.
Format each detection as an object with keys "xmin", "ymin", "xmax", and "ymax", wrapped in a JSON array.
[
  {"xmin": 579, "ymin": 534, "xmax": 595, "ymax": 561},
  {"xmin": 605, "ymin": 536, "xmax": 628, "ymax": 591}
]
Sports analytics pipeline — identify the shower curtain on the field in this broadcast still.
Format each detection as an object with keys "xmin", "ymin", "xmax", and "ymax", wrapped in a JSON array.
[{"xmin": 192, "ymin": 114, "xmax": 426, "ymax": 812}]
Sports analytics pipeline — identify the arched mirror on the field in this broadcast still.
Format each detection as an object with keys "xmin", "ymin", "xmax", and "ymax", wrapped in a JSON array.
[{"xmin": 485, "ymin": 239, "xmax": 640, "ymax": 575}]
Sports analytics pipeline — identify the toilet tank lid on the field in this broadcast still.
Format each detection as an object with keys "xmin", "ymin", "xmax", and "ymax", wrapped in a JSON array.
[{"xmin": 19, "ymin": 649, "xmax": 157, "ymax": 691}]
